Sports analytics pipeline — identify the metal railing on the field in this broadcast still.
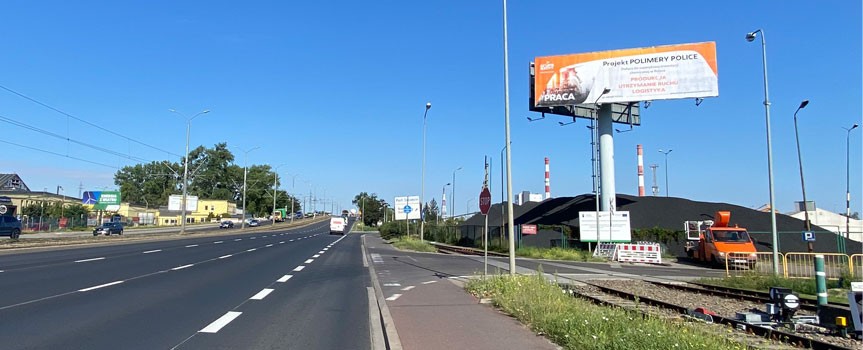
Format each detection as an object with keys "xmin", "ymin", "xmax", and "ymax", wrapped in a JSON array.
[
  {"xmin": 850, "ymin": 254, "xmax": 863, "ymax": 280},
  {"xmin": 783, "ymin": 253, "xmax": 850, "ymax": 279},
  {"xmin": 724, "ymin": 252, "xmax": 783, "ymax": 277}
]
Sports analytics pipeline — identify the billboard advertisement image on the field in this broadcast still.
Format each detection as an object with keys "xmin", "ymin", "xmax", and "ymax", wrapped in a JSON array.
[
  {"xmin": 82, "ymin": 191, "xmax": 121, "ymax": 211},
  {"xmin": 534, "ymin": 42, "xmax": 717, "ymax": 107},
  {"xmin": 168, "ymin": 195, "xmax": 199, "ymax": 212}
]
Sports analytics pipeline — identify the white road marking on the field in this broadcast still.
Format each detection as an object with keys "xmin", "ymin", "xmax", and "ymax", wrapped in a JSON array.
[
  {"xmin": 304, "ymin": 259, "xmax": 314, "ymax": 264},
  {"xmin": 266, "ymin": 244, "xmax": 273, "ymax": 247},
  {"xmin": 172, "ymin": 264, "xmax": 194, "ymax": 271},
  {"xmin": 250, "ymin": 288, "xmax": 275, "ymax": 300},
  {"xmin": 199, "ymin": 311, "xmax": 242, "ymax": 333},
  {"xmin": 234, "ymin": 239, "xmax": 242, "ymax": 241},
  {"xmin": 421, "ymin": 281, "xmax": 437, "ymax": 285},
  {"xmin": 402, "ymin": 286, "xmax": 415, "ymax": 291},
  {"xmin": 371, "ymin": 254, "xmax": 383, "ymax": 263},
  {"xmin": 385, "ymin": 294, "xmax": 402, "ymax": 301},
  {"xmin": 313, "ymin": 254, "xmax": 320, "ymax": 258},
  {"xmin": 143, "ymin": 250, "xmax": 161, "ymax": 254},
  {"xmin": 247, "ymin": 248, "xmax": 256, "ymax": 252},
  {"xmin": 250, "ymin": 237, "xmax": 256, "ymax": 240},
  {"xmin": 79, "ymin": 280, "xmax": 124, "ymax": 292},
  {"xmin": 279, "ymin": 241, "xmax": 285, "ymax": 244},
  {"xmin": 289, "ymin": 239, "xmax": 295, "ymax": 242},
  {"xmin": 277, "ymin": 275, "xmax": 293, "ymax": 282},
  {"xmin": 75, "ymin": 257, "xmax": 105, "ymax": 263},
  {"xmin": 318, "ymin": 251, "xmax": 325, "ymax": 254},
  {"xmin": 323, "ymin": 248, "xmax": 329, "ymax": 251},
  {"xmin": 214, "ymin": 241, "xmax": 223, "ymax": 244},
  {"xmin": 384, "ymin": 283, "xmax": 401, "ymax": 287},
  {"xmin": 293, "ymin": 266, "xmax": 305, "ymax": 272},
  {"xmin": 262, "ymin": 235, "xmax": 267, "ymax": 238},
  {"xmin": 185, "ymin": 244, "xmax": 198, "ymax": 248},
  {"xmin": 219, "ymin": 255, "xmax": 232, "ymax": 259}
]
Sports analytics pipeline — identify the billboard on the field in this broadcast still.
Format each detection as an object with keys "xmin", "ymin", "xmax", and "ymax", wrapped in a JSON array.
[
  {"xmin": 394, "ymin": 196, "xmax": 421, "ymax": 220},
  {"xmin": 578, "ymin": 211, "xmax": 632, "ymax": 243},
  {"xmin": 168, "ymin": 195, "xmax": 199, "ymax": 212},
  {"xmin": 534, "ymin": 42, "xmax": 718, "ymax": 107},
  {"xmin": 82, "ymin": 191, "xmax": 121, "ymax": 211}
]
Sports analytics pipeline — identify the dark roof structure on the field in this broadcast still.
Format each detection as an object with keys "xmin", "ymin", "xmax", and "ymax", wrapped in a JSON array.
[{"xmin": 0, "ymin": 174, "xmax": 30, "ymax": 192}]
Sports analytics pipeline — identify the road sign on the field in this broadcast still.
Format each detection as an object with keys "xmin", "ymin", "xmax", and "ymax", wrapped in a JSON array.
[
  {"xmin": 479, "ymin": 187, "xmax": 491, "ymax": 215},
  {"xmin": 403, "ymin": 205, "xmax": 412, "ymax": 214},
  {"xmin": 521, "ymin": 224, "xmax": 537, "ymax": 235},
  {"xmin": 578, "ymin": 211, "xmax": 632, "ymax": 242},
  {"xmin": 394, "ymin": 196, "xmax": 421, "ymax": 220},
  {"xmin": 802, "ymin": 231, "xmax": 815, "ymax": 242},
  {"xmin": 0, "ymin": 205, "xmax": 6, "ymax": 215}
]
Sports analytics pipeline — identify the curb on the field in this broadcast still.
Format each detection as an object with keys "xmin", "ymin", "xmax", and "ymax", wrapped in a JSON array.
[{"xmin": 363, "ymin": 234, "xmax": 402, "ymax": 350}]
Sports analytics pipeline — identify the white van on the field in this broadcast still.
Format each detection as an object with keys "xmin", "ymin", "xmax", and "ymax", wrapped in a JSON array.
[{"xmin": 329, "ymin": 217, "xmax": 346, "ymax": 235}]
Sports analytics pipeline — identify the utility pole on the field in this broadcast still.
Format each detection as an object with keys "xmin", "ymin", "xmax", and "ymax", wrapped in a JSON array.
[{"xmin": 650, "ymin": 164, "xmax": 660, "ymax": 196}]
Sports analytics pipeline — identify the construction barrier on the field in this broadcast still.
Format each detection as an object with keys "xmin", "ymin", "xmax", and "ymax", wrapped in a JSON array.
[
  {"xmin": 592, "ymin": 243, "xmax": 617, "ymax": 258},
  {"xmin": 613, "ymin": 243, "xmax": 662, "ymax": 264},
  {"xmin": 725, "ymin": 252, "xmax": 783, "ymax": 277},
  {"xmin": 851, "ymin": 254, "xmax": 863, "ymax": 280},
  {"xmin": 783, "ymin": 253, "xmax": 850, "ymax": 279}
]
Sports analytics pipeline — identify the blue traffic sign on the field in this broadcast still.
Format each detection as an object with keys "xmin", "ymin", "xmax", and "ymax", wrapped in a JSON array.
[
  {"xmin": 802, "ymin": 231, "xmax": 815, "ymax": 242},
  {"xmin": 403, "ymin": 205, "xmax": 412, "ymax": 214}
]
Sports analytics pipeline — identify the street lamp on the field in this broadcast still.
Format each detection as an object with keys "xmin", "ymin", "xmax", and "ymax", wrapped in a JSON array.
[
  {"xmin": 747, "ymin": 28, "xmax": 781, "ymax": 275},
  {"xmin": 658, "ymin": 149, "xmax": 673, "ymax": 197},
  {"xmin": 792, "ymin": 100, "xmax": 811, "ymax": 234},
  {"xmin": 240, "ymin": 146, "xmax": 260, "ymax": 229},
  {"xmin": 169, "ymin": 108, "xmax": 210, "ymax": 234},
  {"xmin": 272, "ymin": 164, "xmax": 287, "ymax": 226},
  {"xmin": 452, "ymin": 166, "xmax": 462, "ymax": 218},
  {"xmin": 843, "ymin": 124, "xmax": 859, "ymax": 239},
  {"xmin": 440, "ymin": 182, "xmax": 451, "ymax": 224},
  {"xmin": 420, "ymin": 102, "xmax": 432, "ymax": 241}
]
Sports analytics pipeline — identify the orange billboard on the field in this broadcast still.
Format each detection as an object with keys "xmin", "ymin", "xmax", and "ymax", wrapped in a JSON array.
[{"xmin": 534, "ymin": 42, "xmax": 718, "ymax": 107}]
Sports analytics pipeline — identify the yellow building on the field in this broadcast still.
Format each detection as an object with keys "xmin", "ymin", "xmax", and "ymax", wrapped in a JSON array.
[{"xmin": 156, "ymin": 199, "xmax": 237, "ymax": 226}]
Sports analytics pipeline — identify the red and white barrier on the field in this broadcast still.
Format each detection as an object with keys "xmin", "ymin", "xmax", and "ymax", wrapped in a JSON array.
[{"xmin": 613, "ymin": 243, "xmax": 662, "ymax": 264}]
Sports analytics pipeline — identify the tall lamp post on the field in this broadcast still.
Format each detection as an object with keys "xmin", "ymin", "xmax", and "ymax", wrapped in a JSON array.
[
  {"xmin": 502, "ymin": 0, "xmax": 516, "ymax": 275},
  {"xmin": 169, "ymin": 108, "xmax": 210, "ymax": 234},
  {"xmin": 746, "ymin": 29, "xmax": 780, "ymax": 275},
  {"xmin": 843, "ymin": 124, "xmax": 859, "ymax": 239},
  {"xmin": 792, "ymin": 100, "xmax": 811, "ymax": 237},
  {"xmin": 420, "ymin": 102, "xmax": 432, "ymax": 241},
  {"xmin": 658, "ymin": 149, "xmax": 672, "ymax": 197},
  {"xmin": 272, "ymin": 164, "xmax": 286, "ymax": 226},
  {"xmin": 452, "ymin": 167, "xmax": 462, "ymax": 218},
  {"xmin": 240, "ymin": 146, "xmax": 260, "ymax": 229}
]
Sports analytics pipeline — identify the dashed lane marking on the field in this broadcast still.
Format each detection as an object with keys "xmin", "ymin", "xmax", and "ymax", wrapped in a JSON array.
[
  {"xmin": 293, "ymin": 266, "xmax": 305, "ymax": 272},
  {"xmin": 401, "ymin": 286, "xmax": 415, "ymax": 291},
  {"xmin": 250, "ymin": 288, "xmax": 275, "ymax": 300},
  {"xmin": 234, "ymin": 239, "xmax": 242, "ymax": 241},
  {"xmin": 185, "ymin": 244, "xmax": 198, "ymax": 248},
  {"xmin": 304, "ymin": 259, "xmax": 314, "ymax": 264},
  {"xmin": 383, "ymin": 283, "xmax": 401, "ymax": 287},
  {"xmin": 318, "ymin": 251, "xmax": 325, "ymax": 254},
  {"xmin": 279, "ymin": 241, "xmax": 285, "ymax": 244},
  {"xmin": 219, "ymin": 255, "xmax": 232, "ymax": 259},
  {"xmin": 312, "ymin": 254, "xmax": 320, "ymax": 258},
  {"xmin": 199, "ymin": 311, "xmax": 242, "ymax": 333},
  {"xmin": 75, "ymin": 257, "xmax": 105, "ymax": 263},
  {"xmin": 266, "ymin": 244, "xmax": 273, "ymax": 247},
  {"xmin": 277, "ymin": 275, "xmax": 293, "ymax": 282},
  {"xmin": 421, "ymin": 281, "xmax": 437, "ymax": 285},
  {"xmin": 172, "ymin": 264, "xmax": 194, "ymax": 271},
  {"xmin": 79, "ymin": 280, "xmax": 124, "ymax": 292},
  {"xmin": 143, "ymin": 250, "xmax": 161, "ymax": 254},
  {"xmin": 385, "ymin": 294, "xmax": 402, "ymax": 301},
  {"xmin": 247, "ymin": 248, "xmax": 256, "ymax": 252},
  {"xmin": 214, "ymin": 241, "xmax": 223, "ymax": 244}
]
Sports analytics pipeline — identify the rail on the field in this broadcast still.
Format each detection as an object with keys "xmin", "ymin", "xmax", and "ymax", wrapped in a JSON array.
[
  {"xmin": 428, "ymin": 242, "xmax": 508, "ymax": 257},
  {"xmin": 646, "ymin": 281, "xmax": 851, "ymax": 314}
]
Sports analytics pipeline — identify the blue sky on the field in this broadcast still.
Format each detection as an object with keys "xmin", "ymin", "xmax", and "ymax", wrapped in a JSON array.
[{"xmin": 1, "ymin": 1, "xmax": 860, "ymax": 216}]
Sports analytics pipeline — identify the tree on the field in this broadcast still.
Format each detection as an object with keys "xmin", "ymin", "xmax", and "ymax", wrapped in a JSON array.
[
  {"xmin": 114, "ymin": 160, "xmax": 181, "ymax": 207},
  {"xmin": 353, "ymin": 192, "xmax": 384, "ymax": 226},
  {"xmin": 423, "ymin": 199, "xmax": 439, "ymax": 223}
]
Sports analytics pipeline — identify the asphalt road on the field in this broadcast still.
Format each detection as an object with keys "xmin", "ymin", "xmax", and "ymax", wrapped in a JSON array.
[{"xmin": 0, "ymin": 219, "xmax": 370, "ymax": 350}]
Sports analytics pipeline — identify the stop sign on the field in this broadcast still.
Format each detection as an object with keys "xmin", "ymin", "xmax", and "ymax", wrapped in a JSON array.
[{"xmin": 479, "ymin": 187, "xmax": 491, "ymax": 215}]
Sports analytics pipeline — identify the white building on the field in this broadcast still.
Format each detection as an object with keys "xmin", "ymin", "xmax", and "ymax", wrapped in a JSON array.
[
  {"xmin": 787, "ymin": 201, "xmax": 862, "ymax": 243},
  {"xmin": 516, "ymin": 191, "xmax": 545, "ymax": 205}
]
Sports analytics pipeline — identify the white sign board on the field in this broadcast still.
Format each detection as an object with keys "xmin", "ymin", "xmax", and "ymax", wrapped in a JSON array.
[
  {"xmin": 578, "ymin": 211, "xmax": 632, "ymax": 242},
  {"xmin": 394, "ymin": 195, "xmax": 421, "ymax": 220},
  {"xmin": 168, "ymin": 195, "xmax": 199, "ymax": 212}
]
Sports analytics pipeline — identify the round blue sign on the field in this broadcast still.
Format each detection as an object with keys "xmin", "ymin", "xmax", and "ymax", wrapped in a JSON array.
[{"xmin": 403, "ymin": 205, "xmax": 412, "ymax": 214}]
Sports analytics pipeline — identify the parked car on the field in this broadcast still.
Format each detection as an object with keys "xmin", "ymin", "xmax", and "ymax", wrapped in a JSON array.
[
  {"xmin": 248, "ymin": 219, "xmax": 260, "ymax": 227},
  {"xmin": 0, "ymin": 216, "xmax": 22, "ymax": 239},
  {"xmin": 93, "ymin": 222, "xmax": 124, "ymax": 236},
  {"xmin": 219, "ymin": 221, "xmax": 234, "ymax": 229}
]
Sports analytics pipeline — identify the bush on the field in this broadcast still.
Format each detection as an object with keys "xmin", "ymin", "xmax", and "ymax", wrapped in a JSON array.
[
  {"xmin": 467, "ymin": 273, "xmax": 746, "ymax": 350},
  {"xmin": 379, "ymin": 221, "xmax": 407, "ymax": 240},
  {"xmin": 390, "ymin": 237, "xmax": 437, "ymax": 253},
  {"xmin": 516, "ymin": 246, "xmax": 604, "ymax": 262},
  {"xmin": 631, "ymin": 226, "xmax": 683, "ymax": 244}
]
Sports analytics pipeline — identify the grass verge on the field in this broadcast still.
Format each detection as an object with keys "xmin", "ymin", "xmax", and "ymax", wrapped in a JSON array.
[
  {"xmin": 390, "ymin": 237, "xmax": 436, "ymax": 253},
  {"xmin": 467, "ymin": 273, "xmax": 747, "ymax": 350},
  {"xmin": 514, "ymin": 246, "xmax": 605, "ymax": 262},
  {"xmin": 697, "ymin": 274, "xmax": 850, "ymax": 305}
]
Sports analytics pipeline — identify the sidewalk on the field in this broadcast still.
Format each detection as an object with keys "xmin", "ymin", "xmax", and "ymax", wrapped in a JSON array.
[{"xmin": 362, "ymin": 233, "xmax": 559, "ymax": 350}]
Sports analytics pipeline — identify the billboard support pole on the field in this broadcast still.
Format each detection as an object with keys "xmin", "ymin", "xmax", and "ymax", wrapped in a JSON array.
[{"xmin": 598, "ymin": 104, "xmax": 615, "ymax": 212}]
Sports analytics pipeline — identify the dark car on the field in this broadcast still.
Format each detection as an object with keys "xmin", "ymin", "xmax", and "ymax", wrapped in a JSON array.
[
  {"xmin": 0, "ymin": 216, "xmax": 22, "ymax": 239},
  {"xmin": 219, "ymin": 221, "xmax": 234, "ymax": 229},
  {"xmin": 93, "ymin": 222, "xmax": 124, "ymax": 236},
  {"xmin": 248, "ymin": 219, "xmax": 260, "ymax": 227}
]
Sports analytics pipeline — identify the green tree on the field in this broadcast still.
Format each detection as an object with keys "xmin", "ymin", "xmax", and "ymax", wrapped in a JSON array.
[
  {"xmin": 423, "ymin": 198, "xmax": 439, "ymax": 223},
  {"xmin": 353, "ymin": 192, "xmax": 384, "ymax": 226},
  {"xmin": 114, "ymin": 160, "xmax": 181, "ymax": 207}
]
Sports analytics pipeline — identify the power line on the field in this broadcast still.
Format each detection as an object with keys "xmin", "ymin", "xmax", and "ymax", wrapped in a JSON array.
[
  {"xmin": 0, "ymin": 83, "xmax": 182, "ymax": 158},
  {"xmin": 0, "ymin": 139, "xmax": 118, "ymax": 169},
  {"xmin": 0, "ymin": 114, "xmax": 152, "ymax": 163}
]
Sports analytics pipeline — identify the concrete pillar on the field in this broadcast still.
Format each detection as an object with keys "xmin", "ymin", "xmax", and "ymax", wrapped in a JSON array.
[{"xmin": 598, "ymin": 104, "xmax": 616, "ymax": 211}]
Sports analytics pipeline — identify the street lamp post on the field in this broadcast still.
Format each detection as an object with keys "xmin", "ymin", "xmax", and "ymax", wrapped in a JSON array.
[
  {"xmin": 502, "ymin": 0, "xmax": 516, "ymax": 275},
  {"xmin": 169, "ymin": 109, "xmax": 210, "ymax": 235},
  {"xmin": 658, "ymin": 149, "xmax": 673, "ymax": 197},
  {"xmin": 452, "ymin": 167, "xmax": 462, "ymax": 218},
  {"xmin": 843, "ymin": 124, "xmax": 859, "ymax": 239},
  {"xmin": 240, "ymin": 146, "xmax": 260, "ymax": 229},
  {"xmin": 420, "ymin": 102, "xmax": 432, "ymax": 241},
  {"xmin": 792, "ymin": 100, "xmax": 813, "ymax": 252},
  {"xmin": 746, "ymin": 29, "xmax": 780, "ymax": 275},
  {"xmin": 272, "ymin": 164, "xmax": 286, "ymax": 226}
]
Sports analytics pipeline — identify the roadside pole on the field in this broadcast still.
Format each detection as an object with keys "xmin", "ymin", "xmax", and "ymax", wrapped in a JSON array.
[{"xmin": 480, "ymin": 157, "xmax": 492, "ymax": 279}]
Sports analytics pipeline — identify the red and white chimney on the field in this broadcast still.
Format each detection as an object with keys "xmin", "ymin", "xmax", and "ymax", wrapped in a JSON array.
[
  {"xmin": 544, "ymin": 157, "xmax": 551, "ymax": 199},
  {"xmin": 637, "ymin": 145, "xmax": 645, "ymax": 196}
]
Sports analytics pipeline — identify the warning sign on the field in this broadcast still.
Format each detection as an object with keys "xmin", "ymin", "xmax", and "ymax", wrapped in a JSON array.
[{"xmin": 612, "ymin": 243, "xmax": 662, "ymax": 264}]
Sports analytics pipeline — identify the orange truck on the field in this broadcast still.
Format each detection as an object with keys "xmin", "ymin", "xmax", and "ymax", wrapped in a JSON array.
[{"xmin": 684, "ymin": 211, "xmax": 758, "ymax": 267}]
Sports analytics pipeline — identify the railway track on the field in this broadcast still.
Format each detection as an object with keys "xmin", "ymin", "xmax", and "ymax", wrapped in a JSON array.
[
  {"xmin": 430, "ymin": 242, "xmax": 507, "ymax": 257},
  {"xmin": 684, "ymin": 281, "xmax": 851, "ymax": 310},
  {"xmin": 563, "ymin": 280, "xmax": 858, "ymax": 350}
]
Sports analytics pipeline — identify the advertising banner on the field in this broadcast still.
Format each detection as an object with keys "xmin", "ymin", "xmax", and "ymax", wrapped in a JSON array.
[
  {"xmin": 82, "ymin": 191, "xmax": 121, "ymax": 210},
  {"xmin": 521, "ymin": 224, "xmax": 537, "ymax": 235},
  {"xmin": 578, "ymin": 211, "xmax": 632, "ymax": 242},
  {"xmin": 168, "ymin": 195, "xmax": 199, "ymax": 212},
  {"xmin": 534, "ymin": 42, "xmax": 718, "ymax": 106}
]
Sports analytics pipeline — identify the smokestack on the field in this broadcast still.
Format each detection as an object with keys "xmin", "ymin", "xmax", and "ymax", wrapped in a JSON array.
[
  {"xmin": 544, "ymin": 157, "xmax": 551, "ymax": 199},
  {"xmin": 637, "ymin": 145, "xmax": 645, "ymax": 196}
]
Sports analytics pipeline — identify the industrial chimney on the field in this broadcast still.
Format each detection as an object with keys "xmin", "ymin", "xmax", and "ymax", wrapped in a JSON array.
[{"xmin": 544, "ymin": 157, "xmax": 551, "ymax": 199}]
